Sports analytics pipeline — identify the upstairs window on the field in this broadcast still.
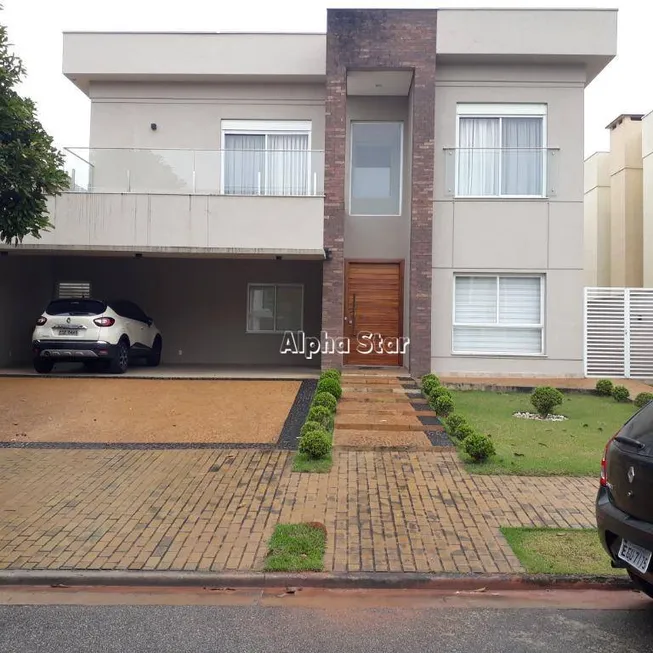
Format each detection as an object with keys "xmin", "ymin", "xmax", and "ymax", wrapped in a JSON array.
[
  {"xmin": 222, "ymin": 120, "xmax": 311, "ymax": 196},
  {"xmin": 350, "ymin": 122, "xmax": 403, "ymax": 215},
  {"xmin": 456, "ymin": 104, "xmax": 546, "ymax": 197}
]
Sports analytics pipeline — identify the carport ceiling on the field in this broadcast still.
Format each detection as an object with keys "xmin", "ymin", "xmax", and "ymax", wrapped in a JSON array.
[{"xmin": 346, "ymin": 70, "xmax": 413, "ymax": 96}]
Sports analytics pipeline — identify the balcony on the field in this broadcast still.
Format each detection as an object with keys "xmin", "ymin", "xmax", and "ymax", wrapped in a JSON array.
[
  {"xmin": 27, "ymin": 148, "xmax": 326, "ymax": 256},
  {"xmin": 442, "ymin": 148, "xmax": 560, "ymax": 199}
]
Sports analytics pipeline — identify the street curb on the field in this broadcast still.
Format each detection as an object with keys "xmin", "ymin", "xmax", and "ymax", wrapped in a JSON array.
[{"xmin": 0, "ymin": 570, "xmax": 634, "ymax": 591}]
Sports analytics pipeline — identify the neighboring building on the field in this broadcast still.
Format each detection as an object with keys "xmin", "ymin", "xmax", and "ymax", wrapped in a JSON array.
[
  {"xmin": 0, "ymin": 8, "xmax": 617, "ymax": 377},
  {"xmin": 585, "ymin": 112, "xmax": 653, "ymax": 289}
]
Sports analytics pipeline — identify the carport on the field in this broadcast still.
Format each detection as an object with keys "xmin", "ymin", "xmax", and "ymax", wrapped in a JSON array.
[{"xmin": 0, "ymin": 252, "xmax": 323, "ymax": 374}]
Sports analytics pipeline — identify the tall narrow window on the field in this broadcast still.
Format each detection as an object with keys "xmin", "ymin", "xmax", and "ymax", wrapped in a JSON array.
[
  {"xmin": 222, "ymin": 121, "xmax": 311, "ymax": 196},
  {"xmin": 350, "ymin": 122, "xmax": 403, "ymax": 215},
  {"xmin": 456, "ymin": 105, "xmax": 546, "ymax": 197},
  {"xmin": 453, "ymin": 275, "xmax": 544, "ymax": 355}
]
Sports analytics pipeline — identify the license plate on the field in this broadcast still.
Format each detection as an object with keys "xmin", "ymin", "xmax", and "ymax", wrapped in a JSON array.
[
  {"xmin": 618, "ymin": 539, "xmax": 652, "ymax": 574},
  {"xmin": 57, "ymin": 329, "xmax": 79, "ymax": 336}
]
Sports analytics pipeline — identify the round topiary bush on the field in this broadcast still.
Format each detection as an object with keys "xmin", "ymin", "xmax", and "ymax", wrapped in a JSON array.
[
  {"xmin": 463, "ymin": 432, "xmax": 496, "ymax": 462},
  {"xmin": 612, "ymin": 385, "xmax": 630, "ymax": 403},
  {"xmin": 316, "ymin": 376, "xmax": 342, "ymax": 400},
  {"xmin": 428, "ymin": 385, "xmax": 452, "ymax": 400},
  {"xmin": 307, "ymin": 405, "xmax": 334, "ymax": 430},
  {"xmin": 421, "ymin": 374, "xmax": 440, "ymax": 396},
  {"xmin": 634, "ymin": 392, "xmax": 653, "ymax": 409},
  {"xmin": 530, "ymin": 386, "xmax": 564, "ymax": 417},
  {"xmin": 445, "ymin": 413, "xmax": 467, "ymax": 439},
  {"xmin": 312, "ymin": 391, "xmax": 338, "ymax": 413},
  {"xmin": 595, "ymin": 379, "xmax": 614, "ymax": 397},
  {"xmin": 432, "ymin": 394, "xmax": 454, "ymax": 417},
  {"xmin": 455, "ymin": 423, "xmax": 477, "ymax": 441},
  {"xmin": 300, "ymin": 420, "xmax": 323, "ymax": 438},
  {"xmin": 321, "ymin": 368, "xmax": 341, "ymax": 381},
  {"xmin": 299, "ymin": 428, "xmax": 332, "ymax": 459}
]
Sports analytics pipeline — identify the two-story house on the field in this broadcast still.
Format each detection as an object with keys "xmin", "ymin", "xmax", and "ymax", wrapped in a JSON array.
[{"xmin": 0, "ymin": 8, "xmax": 617, "ymax": 378}]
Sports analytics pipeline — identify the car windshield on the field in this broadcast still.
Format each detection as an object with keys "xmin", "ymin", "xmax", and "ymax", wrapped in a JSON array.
[
  {"xmin": 45, "ymin": 299, "xmax": 106, "ymax": 316},
  {"xmin": 619, "ymin": 401, "xmax": 653, "ymax": 453}
]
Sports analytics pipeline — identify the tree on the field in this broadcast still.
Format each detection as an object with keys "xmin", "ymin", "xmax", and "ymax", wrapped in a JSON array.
[{"xmin": 0, "ymin": 14, "xmax": 69, "ymax": 245}]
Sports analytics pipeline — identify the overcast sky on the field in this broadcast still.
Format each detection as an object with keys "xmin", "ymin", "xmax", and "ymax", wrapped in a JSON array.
[{"xmin": 2, "ymin": 0, "xmax": 649, "ymax": 155}]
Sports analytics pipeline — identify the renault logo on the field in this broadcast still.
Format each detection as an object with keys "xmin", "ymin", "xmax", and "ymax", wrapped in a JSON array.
[
  {"xmin": 628, "ymin": 466, "xmax": 636, "ymax": 484},
  {"xmin": 66, "ymin": 317, "xmax": 71, "ymax": 324}
]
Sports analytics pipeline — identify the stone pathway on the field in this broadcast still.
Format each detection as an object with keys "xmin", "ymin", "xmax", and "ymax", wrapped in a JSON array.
[{"xmin": 0, "ymin": 447, "xmax": 596, "ymax": 575}]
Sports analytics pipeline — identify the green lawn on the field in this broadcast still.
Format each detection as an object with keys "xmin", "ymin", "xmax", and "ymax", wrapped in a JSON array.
[
  {"xmin": 451, "ymin": 390, "xmax": 635, "ymax": 475},
  {"xmin": 501, "ymin": 527, "xmax": 625, "ymax": 576},
  {"xmin": 264, "ymin": 523, "xmax": 326, "ymax": 572}
]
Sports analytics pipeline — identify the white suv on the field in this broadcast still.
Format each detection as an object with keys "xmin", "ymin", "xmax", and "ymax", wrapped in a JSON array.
[{"xmin": 32, "ymin": 298, "xmax": 162, "ymax": 374}]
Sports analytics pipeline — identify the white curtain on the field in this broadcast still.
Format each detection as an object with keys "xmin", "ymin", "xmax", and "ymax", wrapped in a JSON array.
[
  {"xmin": 457, "ymin": 118, "xmax": 500, "ymax": 196},
  {"xmin": 268, "ymin": 134, "xmax": 309, "ymax": 196},
  {"xmin": 453, "ymin": 276, "xmax": 543, "ymax": 354},
  {"xmin": 224, "ymin": 134, "xmax": 265, "ymax": 195},
  {"xmin": 501, "ymin": 118, "xmax": 543, "ymax": 196}
]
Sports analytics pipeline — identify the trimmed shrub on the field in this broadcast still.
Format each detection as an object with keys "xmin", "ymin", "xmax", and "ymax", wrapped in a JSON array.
[
  {"xmin": 421, "ymin": 374, "xmax": 440, "ymax": 396},
  {"xmin": 463, "ymin": 432, "xmax": 496, "ymax": 462},
  {"xmin": 300, "ymin": 420, "xmax": 323, "ymax": 439},
  {"xmin": 634, "ymin": 392, "xmax": 653, "ymax": 409},
  {"xmin": 530, "ymin": 386, "xmax": 564, "ymax": 417},
  {"xmin": 298, "ymin": 428, "xmax": 332, "ymax": 459},
  {"xmin": 595, "ymin": 379, "xmax": 614, "ymax": 397},
  {"xmin": 312, "ymin": 391, "xmax": 337, "ymax": 413},
  {"xmin": 432, "ymin": 394, "xmax": 454, "ymax": 417},
  {"xmin": 307, "ymin": 405, "xmax": 334, "ymax": 430},
  {"xmin": 316, "ymin": 376, "xmax": 342, "ymax": 400},
  {"xmin": 612, "ymin": 385, "xmax": 630, "ymax": 403},
  {"xmin": 321, "ymin": 368, "xmax": 341, "ymax": 381},
  {"xmin": 455, "ymin": 423, "xmax": 477, "ymax": 442},
  {"xmin": 428, "ymin": 385, "xmax": 452, "ymax": 400},
  {"xmin": 445, "ymin": 413, "xmax": 468, "ymax": 439}
]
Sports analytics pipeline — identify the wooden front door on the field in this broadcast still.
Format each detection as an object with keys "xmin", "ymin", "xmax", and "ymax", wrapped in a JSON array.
[{"xmin": 344, "ymin": 261, "xmax": 403, "ymax": 366}]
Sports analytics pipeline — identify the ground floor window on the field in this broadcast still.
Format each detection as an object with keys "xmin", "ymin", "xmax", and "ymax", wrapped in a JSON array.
[
  {"xmin": 56, "ymin": 281, "xmax": 91, "ymax": 299},
  {"xmin": 453, "ymin": 275, "xmax": 544, "ymax": 355},
  {"xmin": 247, "ymin": 284, "xmax": 303, "ymax": 333}
]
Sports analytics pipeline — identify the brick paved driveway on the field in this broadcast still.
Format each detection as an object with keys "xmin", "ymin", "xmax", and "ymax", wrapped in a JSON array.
[{"xmin": 0, "ymin": 448, "xmax": 596, "ymax": 574}]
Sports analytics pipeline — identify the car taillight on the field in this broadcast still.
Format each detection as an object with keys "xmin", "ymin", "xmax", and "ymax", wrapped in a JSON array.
[
  {"xmin": 36, "ymin": 316, "xmax": 47, "ymax": 326},
  {"xmin": 93, "ymin": 317, "xmax": 115, "ymax": 327},
  {"xmin": 600, "ymin": 434, "xmax": 618, "ymax": 487}
]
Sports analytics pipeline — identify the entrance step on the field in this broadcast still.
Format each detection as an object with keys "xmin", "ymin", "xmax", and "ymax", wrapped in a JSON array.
[{"xmin": 333, "ymin": 429, "xmax": 433, "ymax": 451}]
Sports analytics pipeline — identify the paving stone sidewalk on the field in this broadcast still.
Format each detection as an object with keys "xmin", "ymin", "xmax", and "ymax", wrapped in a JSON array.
[{"xmin": 0, "ymin": 448, "xmax": 596, "ymax": 575}]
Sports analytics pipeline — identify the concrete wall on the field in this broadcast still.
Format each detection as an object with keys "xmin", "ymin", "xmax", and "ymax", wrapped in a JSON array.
[
  {"xmin": 432, "ymin": 64, "xmax": 586, "ymax": 377},
  {"xmin": 608, "ymin": 116, "xmax": 644, "ymax": 287},
  {"xmin": 644, "ymin": 112, "xmax": 653, "ymax": 287},
  {"xmin": 584, "ymin": 152, "xmax": 611, "ymax": 287},
  {"xmin": 0, "ymin": 255, "xmax": 322, "ymax": 367},
  {"xmin": 25, "ymin": 194, "xmax": 324, "ymax": 254}
]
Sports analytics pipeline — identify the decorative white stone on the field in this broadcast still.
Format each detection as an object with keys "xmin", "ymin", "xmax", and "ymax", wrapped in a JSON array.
[{"xmin": 512, "ymin": 411, "xmax": 568, "ymax": 422}]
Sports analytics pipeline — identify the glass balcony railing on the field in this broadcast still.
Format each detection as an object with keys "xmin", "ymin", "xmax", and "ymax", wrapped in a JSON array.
[
  {"xmin": 63, "ymin": 147, "xmax": 325, "ymax": 196},
  {"xmin": 442, "ymin": 147, "xmax": 560, "ymax": 198}
]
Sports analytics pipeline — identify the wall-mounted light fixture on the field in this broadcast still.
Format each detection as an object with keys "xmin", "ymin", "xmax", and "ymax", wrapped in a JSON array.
[
  {"xmin": 324, "ymin": 247, "xmax": 332, "ymax": 261},
  {"xmin": 150, "ymin": 123, "xmax": 158, "ymax": 131},
  {"xmin": 135, "ymin": 253, "xmax": 143, "ymax": 258}
]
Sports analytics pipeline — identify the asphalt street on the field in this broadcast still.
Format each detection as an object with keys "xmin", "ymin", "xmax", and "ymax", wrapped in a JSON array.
[{"xmin": 1, "ymin": 587, "xmax": 652, "ymax": 653}]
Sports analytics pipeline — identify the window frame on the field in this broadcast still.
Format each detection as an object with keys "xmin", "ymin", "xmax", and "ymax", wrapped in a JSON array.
[
  {"xmin": 451, "ymin": 274, "xmax": 546, "ymax": 357},
  {"xmin": 56, "ymin": 281, "xmax": 92, "ymax": 299},
  {"xmin": 220, "ymin": 120, "xmax": 312, "ymax": 196},
  {"xmin": 455, "ymin": 104, "xmax": 548, "ymax": 199},
  {"xmin": 349, "ymin": 120, "xmax": 404, "ymax": 217},
  {"xmin": 245, "ymin": 283, "xmax": 304, "ymax": 334}
]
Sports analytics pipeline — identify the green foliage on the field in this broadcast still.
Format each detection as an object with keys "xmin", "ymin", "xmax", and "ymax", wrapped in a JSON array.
[
  {"xmin": 445, "ymin": 413, "xmax": 468, "ymax": 439},
  {"xmin": 300, "ymin": 420, "xmax": 323, "ymax": 438},
  {"xmin": 634, "ymin": 392, "xmax": 653, "ymax": 409},
  {"xmin": 455, "ymin": 423, "xmax": 477, "ymax": 442},
  {"xmin": 428, "ymin": 387, "xmax": 452, "ymax": 412},
  {"xmin": 530, "ymin": 386, "xmax": 564, "ymax": 417},
  {"xmin": 298, "ymin": 428, "xmax": 332, "ymax": 459},
  {"xmin": 432, "ymin": 394, "xmax": 454, "ymax": 417},
  {"xmin": 320, "ymin": 368, "xmax": 341, "ymax": 381},
  {"xmin": 312, "ymin": 391, "xmax": 337, "ymax": 414},
  {"xmin": 0, "ymin": 22, "xmax": 69, "ymax": 245},
  {"xmin": 595, "ymin": 379, "xmax": 614, "ymax": 397},
  {"xmin": 421, "ymin": 374, "xmax": 440, "ymax": 396},
  {"xmin": 612, "ymin": 385, "xmax": 630, "ymax": 403},
  {"xmin": 463, "ymin": 432, "xmax": 496, "ymax": 462},
  {"xmin": 307, "ymin": 405, "xmax": 334, "ymax": 430},
  {"xmin": 316, "ymin": 376, "xmax": 342, "ymax": 400}
]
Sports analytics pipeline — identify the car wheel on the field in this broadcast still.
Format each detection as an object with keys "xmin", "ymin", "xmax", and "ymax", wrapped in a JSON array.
[
  {"xmin": 628, "ymin": 570, "xmax": 653, "ymax": 599},
  {"xmin": 33, "ymin": 358, "xmax": 54, "ymax": 374},
  {"xmin": 109, "ymin": 340, "xmax": 129, "ymax": 375},
  {"xmin": 146, "ymin": 336, "xmax": 162, "ymax": 367}
]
